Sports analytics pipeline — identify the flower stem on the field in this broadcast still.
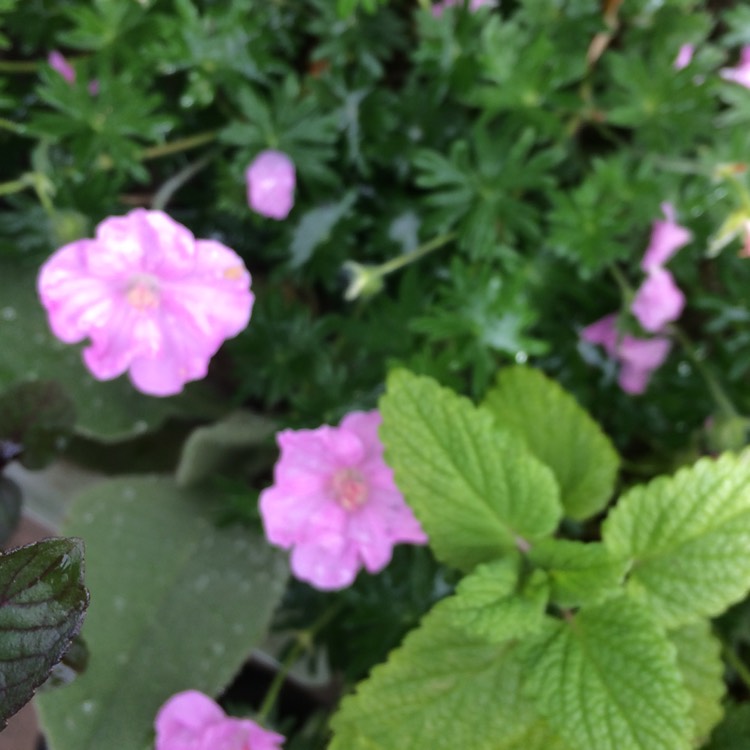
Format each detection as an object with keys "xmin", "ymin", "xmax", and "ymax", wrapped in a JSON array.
[
  {"xmin": 0, "ymin": 60, "xmax": 38, "ymax": 73},
  {"xmin": 377, "ymin": 232, "xmax": 457, "ymax": 278},
  {"xmin": 0, "ymin": 175, "xmax": 34, "ymax": 197},
  {"xmin": 255, "ymin": 601, "xmax": 344, "ymax": 725},
  {"xmin": 0, "ymin": 117, "xmax": 28, "ymax": 136},
  {"xmin": 151, "ymin": 151, "xmax": 215, "ymax": 211},
  {"xmin": 720, "ymin": 635, "xmax": 750, "ymax": 692},
  {"xmin": 671, "ymin": 325, "xmax": 740, "ymax": 418},
  {"xmin": 140, "ymin": 131, "xmax": 218, "ymax": 161}
]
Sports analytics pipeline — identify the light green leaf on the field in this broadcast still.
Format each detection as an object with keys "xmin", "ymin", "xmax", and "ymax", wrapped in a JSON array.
[
  {"xmin": 482, "ymin": 366, "xmax": 619, "ymax": 520},
  {"xmin": 176, "ymin": 410, "xmax": 276, "ymax": 487},
  {"xmin": 379, "ymin": 370, "xmax": 562, "ymax": 571},
  {"xmin": 603, "ymin": 453, "xmax": 750, "ymax": 628},
  {"xmin": 522, "ymin": 597, "xmax": 692, "ymax": 750},
  {"xmin": 36, "ymin": 477, "xmax": 288, "ymax": 750},
  {"xmin": 329, "ymin": 592, "xmax": 570, "ymax": 750},
  {"xmin": 289, "ymin": 192, "xmax": 357, "ymax": 268},
  {"xmin": 0, "ymin": 262, "xmax": 219, "ymax": 440},
  {"xmin": 670, "ymin": 620, "xmax": 725, "ymax": 746},
  {"xmin": 440, "ymin": 556, "xmax": 549, "ymax": 643},
  {"xmin": 528, "ymin": 539, "xmax": 626, "ymax": 608}
]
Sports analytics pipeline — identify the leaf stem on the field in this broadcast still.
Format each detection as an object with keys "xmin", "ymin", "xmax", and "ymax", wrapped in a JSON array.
[
  {"xmin": 255, "ymin": 600, "xmax": 344, "ymax": 725},
  {"xmin": 0, "ymin": 117, "xmax": 28, "ymax": 136},
  {"xmin": 0, "ymin": 60, "xmax": 38, "ymax": 73},
  {"xmin": 377, "ymin": 232, "xmax": 457, "ymax": 277},
  {"xmin": 140, "ymin": 131, "xmax": 218, "ymax": 162},
  {"xmin": 151, "ymin": 151, "xmax": 215, "ymax": 211},
  {"xmin": 720, "ymin": 637, "xmax": 750, "ymax": 692}
]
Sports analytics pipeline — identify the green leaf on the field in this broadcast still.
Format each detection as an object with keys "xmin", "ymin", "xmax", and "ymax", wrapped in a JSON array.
[
  {"xmin": 528, "ymin": 539, "xmax": 626, "ymax": 609},
  {"xmin": 705, "ymin": 703, "xmax": 750, "ymax": 750},
  {"xmin": 329, "ymin": 591, "xmax": 569, "ymax": 750},
  {"xmin": 175, "ymin": 410, "xmax": 276, "ymax": 487},
  {"xmin": 0, "ymin": 380, "xmax": 75, "ymax": 469},
  {"xmin": 603, "ymin": 453, "xmax": 750, "ymax": 628},
  {"xmin": 522, "ymin": 597, "xmax": 692, "ymax": 750},
  {"xmin": 0, "ymin": 261, "xmax": 219, "ymax": 441},
  {"xmin": 0, "ymin": 538, "xmax": 88, "ymax": 729},
  {"xmin": 288, "ymin": 191, "xmax": 357, "ymax": 268},
  {"xmin": 438, "ymin": 556, "xmax": 549, "ymax": 644},
  {"xmin": 482, "ymin": 366, "xmax": 619, "ymax": 520},
  {"xmin": 670, "ymin": 620, "xmax": 725, "ymax": 746},
  {"xmin": 36, "ymin": 477, "xmax": 288, "ymax": 750},
  {"xmin": 379, "ymin": 369, "xmax": 562, "ymax": 571}
]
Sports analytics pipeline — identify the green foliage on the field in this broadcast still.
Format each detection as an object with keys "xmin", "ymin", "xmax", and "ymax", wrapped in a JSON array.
[
  {"xmin": 379, "ymin": 369, "xmax": 562, "ymax": 571},
  {"xmin": 0, "ymin": 538, "xmax": 88, "ymax": 729},
  {"xmin": 482, "ymin": 366, "xmax": 620, "ymax": 519},
  {"xmin": 36, "ymin": 477, "xmax": 288, "ymax": 750}
]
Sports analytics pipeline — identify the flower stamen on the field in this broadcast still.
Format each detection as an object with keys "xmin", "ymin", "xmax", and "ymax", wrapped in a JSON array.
[{"xmin": 331, "ymin": 468, "xmax": 368, "ymax": 511}]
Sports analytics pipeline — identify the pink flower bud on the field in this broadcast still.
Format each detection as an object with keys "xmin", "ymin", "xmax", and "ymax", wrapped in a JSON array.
[
  {"xmin": 674, "ymin": 44, "xmax": 695, "ymax": 71},
  {"xmin": 48, "ymin": 51, "xmax": 76, "ymax": 85},
  {"xmin": 245, "ymin": 150, "xmax": 296, "ymax": 220}
]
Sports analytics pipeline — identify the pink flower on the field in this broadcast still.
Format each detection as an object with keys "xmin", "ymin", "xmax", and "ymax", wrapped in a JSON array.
[
  {"xmin": 631, "ymin": 267, "xmax": 686, "ymax": 332},
  {"xmin": 48, "ymin": 51, "xmax": 76, "ymax": 85},
  {"xmin": 641, "ymin": 203, "xmax": 692, "ymax": 271},
  {"xmin": 246, "ymin": 150, "xmax": 296, "ymax": 220},
  {"xmin": 259, "ymin": 410, "xmax": 427, "ymax": 590},
  {"xmin": 581, "ymin": 314, "xmax": 671, "ymax": 395},
  {"xmin": 37, "ymin": 209, "xmax": 253, "ymax": 396},
  {"xmin": 155, "ymin": 690, "xmax": 285, "ymax": 750},
  {"xmin": 721, "ymin": 46, "xmax": 750, "ymax": 89},
  {"xmin": 432, "ymin": 0, "xmax": 495, "ymax": 17},
  {"xmin": 674, "ymin": 44, "xmax": 695, "ymax": 71}
]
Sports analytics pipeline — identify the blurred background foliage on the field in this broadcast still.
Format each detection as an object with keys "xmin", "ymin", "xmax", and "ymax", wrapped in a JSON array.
[{"xmin": 4, "ymin": 0, "xmax": 750, "ymax": 746}]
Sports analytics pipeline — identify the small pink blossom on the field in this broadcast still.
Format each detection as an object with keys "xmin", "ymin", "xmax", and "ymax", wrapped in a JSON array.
[
  {"xmin": 37, "ymin": 209, "xmax": 253, "ymax": 396},
  {"xmin": 641, "ymin": 203, "xmax": 692, "ymax": 271},
  {"xmin": 581, "ymin": 314, "xmax": 671, "ymax": 395},
  {"xmin": 260, "ymin": 410, "xmax": 427, "ymax": 590},
  {"xmin": 674, "ymin": 44, "xmax": 695, "ymax": 71},
  {"xmin": 721, "ymin": 46, "xmax": 750, "ymax": 89},
  {"xmin": 631, "ymin": 267, "xmax": 686, "ymax": 333},
  {"xmin": 246, "ymin": 150, "xmax": 296, "ymax": 220},
  {"xmin": 432, "ymin": 0, "xmax": 495, "ymax": 17},
  {"xmin": 155, "ymin": 690, "xmax": 285, "ymax": 750},
  {"xmin": 48, "ymin": 51, "xmax": 76, "ymax": 85}
]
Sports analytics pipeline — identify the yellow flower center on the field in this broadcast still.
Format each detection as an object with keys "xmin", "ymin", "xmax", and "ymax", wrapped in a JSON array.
[
  {"xmin": 223, "ymin": 265, "xmax": 244, "ymax": 281},
  {"xmin": 331, "ymin": 468, "xmax": 368, "ymax": 511}
]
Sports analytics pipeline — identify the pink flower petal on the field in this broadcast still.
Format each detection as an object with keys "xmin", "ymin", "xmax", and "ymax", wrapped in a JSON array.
[
  {"xmin": 674, "ymin": 44, "xmax": 695, "ymax": 71},
  {"xmin": 155, "ymin": 691, "xmax": 225, "ymax": 750},
  {"xmin": 721, "ymin": 46, "xmax": 750, "ymax": 89},
  {"xmin": 290, "ymin": 542, "xmax": 360, "ymax": 590},
  {"xmin": 37, "ymin": 209, "xmax": 253, "ymax": 396},
  {"xmin": 641, "ymin": 203, "xmax": 692, "ymax": 271},
  {"xmin": 580, "ymin": 313, "xmax": 619, "ymax": 358},
  {"xmin": 246, "ymin": 150, "xmax": 296, "ymax": 220},
  {"xmin": 198, "ymin": 718, "xmax": 285, "ymax": 750},
  {"xmin": 48, "ymin": 51, "xmax": 76, "ymax": 84},
  {"xmin": 631, "ymin": 267, "xmax": 685, "ymax": 333}
]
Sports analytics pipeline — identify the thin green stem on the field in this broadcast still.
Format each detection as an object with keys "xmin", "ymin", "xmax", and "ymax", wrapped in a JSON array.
[
  {"xmin": 0, "ymin": 60, "xmax": 38, "ymax": 73},
  {"xmin": 140, "ymin": 131, "xmax": 217, "ymax": 161},
  {"xmin": 721, "ymin": 637, "xmax": 750, "ymax": 692},
  {"xmin": 608, "ymin": 264, "xmax": 634, "ymax": 305},
  {"xmin": 0, "ymin": 176, "xmax": 34, "ymax": 197},
  {"xmin": 377, "ymin": 231, "xmax": 457, "ymax": 278},
  {"xmin": 256, "ymin": 601, "xmax": 344, "ymax": 725},
  {"xmin": 151, "ymin": 151, "xmax": 215, "ymax": 211},
  {"xmin": 0, "ymin": 117, "xmax": 28, "ymax": 136},
  {"xmin": 671, "ymin": 325, "xmax": 739, "ymax": 418}
]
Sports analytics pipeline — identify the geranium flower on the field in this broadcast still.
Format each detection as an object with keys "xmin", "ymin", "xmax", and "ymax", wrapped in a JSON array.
[
  {"xmin": 246, "ymin": 150, "xmax": 296, "ymax": 220},
  {"xmin": 631, "ymin": 267, "xmax": 686, "ymax": 333},
  {"xmin": 259, "ymin": 410, "xmax": 427, "ymax": 590},
  {"xmin": 48, "ymin": 51, "xmax": 76, "ymax": 84},
  {"xmin": 155, "ymin": 690, "xmax": 285, "ymax": 750},
  {"xmin": 721, "ymin": 46, "xmax": 750, "ymax": 89},
  {"xmin": 37, "ymin": 209, "xmax": 253, "ymax": 396},
  {"xmin": 641, "ymin": 203, "xmax": 692, "ymax": 271},
  {"xmin": 581, "ymin": 314, "xmax": 671, "ymax": 395}
]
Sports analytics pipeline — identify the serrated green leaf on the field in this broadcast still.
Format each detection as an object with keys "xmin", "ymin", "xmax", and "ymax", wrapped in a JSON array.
[
  {"xmin": 0, "ymin": 538, "xmax": 88, "ymax": 729},
  {"xmin": 522, "ymin": 597, "xmax": 692, "ymax": 750},
  {"xmin": 36, "ymin": 477, "xmax": 288, "ymax": 750},
  {"xmin": 603, "ymin": 453, "xmax": 750, "ymax": 628},
  {"xmin": 440, "ymin": 556, "xmax": 549, "ymax": 643},
  {"xmin": 482, "ymin": 367, "xmax": 619, "ymax": 520},
  {"xmin": 670, "ymin": 620, "xmax": 725, "ymax": 745},
  {"xmin": 330, "ymin": 592, "xmax": 570, "ymax": 750},
  {"xmin": 379, "ymin": 370, "xmax": 562, "ymax": 571},
  {"xmin": 176, "ymin": 410, "xmax": 276, "ymax": 487},
  {"xmin": 528, "ymin": 539, "xmax": 626, "ymax": 608}
]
